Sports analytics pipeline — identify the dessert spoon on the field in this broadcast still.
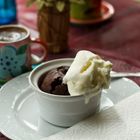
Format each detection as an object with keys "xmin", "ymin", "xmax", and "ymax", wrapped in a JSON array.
[{"xmin": 111, "ymin": 72, "xmax": 140, "ymax": 78}]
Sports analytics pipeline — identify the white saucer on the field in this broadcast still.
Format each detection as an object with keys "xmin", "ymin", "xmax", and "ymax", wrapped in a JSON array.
[{"xmin": 0, "ymin": 73, "xmax": 140, "ymax": 140}]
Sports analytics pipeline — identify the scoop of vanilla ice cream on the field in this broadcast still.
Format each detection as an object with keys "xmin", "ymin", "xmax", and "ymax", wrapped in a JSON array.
[{"xmin": 63, "ymin": 50, "xmax": 112, "ymax": 99}]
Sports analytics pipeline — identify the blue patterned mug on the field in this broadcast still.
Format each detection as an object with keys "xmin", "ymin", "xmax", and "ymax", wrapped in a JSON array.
[{"xmin": 0, "ymin": 24, "xmax": 47, "ymax": 86}]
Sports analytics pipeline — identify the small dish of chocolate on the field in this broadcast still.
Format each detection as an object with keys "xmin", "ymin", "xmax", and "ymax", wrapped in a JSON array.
[{"xmin": 29, "ymin": 58, "xmax": 102, "ymax": 127}]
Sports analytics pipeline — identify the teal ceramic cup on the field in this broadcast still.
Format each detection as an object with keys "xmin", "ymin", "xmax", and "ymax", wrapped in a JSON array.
[{"xmin": 0, "ymin": 25, "xmax": 46, "ymax": 87}]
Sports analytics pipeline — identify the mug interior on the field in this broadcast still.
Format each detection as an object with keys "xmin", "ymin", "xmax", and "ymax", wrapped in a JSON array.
[{"xmin": 0, "ymin": 24, "xmax": 30, "ymax": 43}]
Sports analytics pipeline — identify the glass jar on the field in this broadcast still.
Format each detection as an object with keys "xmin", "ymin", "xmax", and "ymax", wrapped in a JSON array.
[{"xmin": 0, "ymin": 0, "xmax": 17, "ymax": 25}]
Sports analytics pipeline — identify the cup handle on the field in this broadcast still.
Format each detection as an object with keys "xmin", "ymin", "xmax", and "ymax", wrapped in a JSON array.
[{"xmin": 30, "ymin": 37, "xmax": 47, "ymax": 64}]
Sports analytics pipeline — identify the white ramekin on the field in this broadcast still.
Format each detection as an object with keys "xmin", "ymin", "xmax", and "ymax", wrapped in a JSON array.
[{"xmin": 29, "ymin": 58, "xmax": 101, "ymax": 127}]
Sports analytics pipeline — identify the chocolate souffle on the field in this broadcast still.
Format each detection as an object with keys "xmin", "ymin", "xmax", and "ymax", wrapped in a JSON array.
[{"xmin": 38, "ymin": 66, "xmax": 70, "ymax": 95}]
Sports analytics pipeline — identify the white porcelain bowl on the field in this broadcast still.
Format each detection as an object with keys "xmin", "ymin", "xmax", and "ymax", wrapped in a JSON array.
[{"xmin": 29, "ymin": 58, "xmax": 101, "ymax": 127}]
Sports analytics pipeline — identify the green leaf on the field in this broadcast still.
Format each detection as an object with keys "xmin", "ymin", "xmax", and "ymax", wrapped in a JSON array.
[
  {"xmin": 56, "ymin": 1, "xmax": 65, "ymax": 12},
  {"xmin": 45, "ymin": 2, "xmax": 53, "ymax": 7},
  {"xmin": 37, "ymin": 1, "xmax": 45, "ymax": 9},
  {"xmin": 70, "ymin": 0, "xmax": 85, "ymax": 4},
  {"xmin": 27, "ymin": 0, "xmax": 87, "ymax": 10},
  {"xmin": 17, "ymin": 45, "xmax": 28, "ymax": 55}
]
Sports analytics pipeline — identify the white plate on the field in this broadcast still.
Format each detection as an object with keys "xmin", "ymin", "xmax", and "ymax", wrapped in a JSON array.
[{"xmin": 0, "ymin": 73, "xmax": 140, "ymax": 140}]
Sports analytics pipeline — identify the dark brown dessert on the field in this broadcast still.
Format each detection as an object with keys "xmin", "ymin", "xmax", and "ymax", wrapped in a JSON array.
[{"xmin": 39, "ymin": 66, "xmax": 70, "ymax": 95}]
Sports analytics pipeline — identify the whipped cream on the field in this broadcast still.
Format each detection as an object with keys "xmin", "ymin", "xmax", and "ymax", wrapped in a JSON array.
[{"xmin": 63, "ymin": 50, "xmax": 112, "ymax": 102}]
